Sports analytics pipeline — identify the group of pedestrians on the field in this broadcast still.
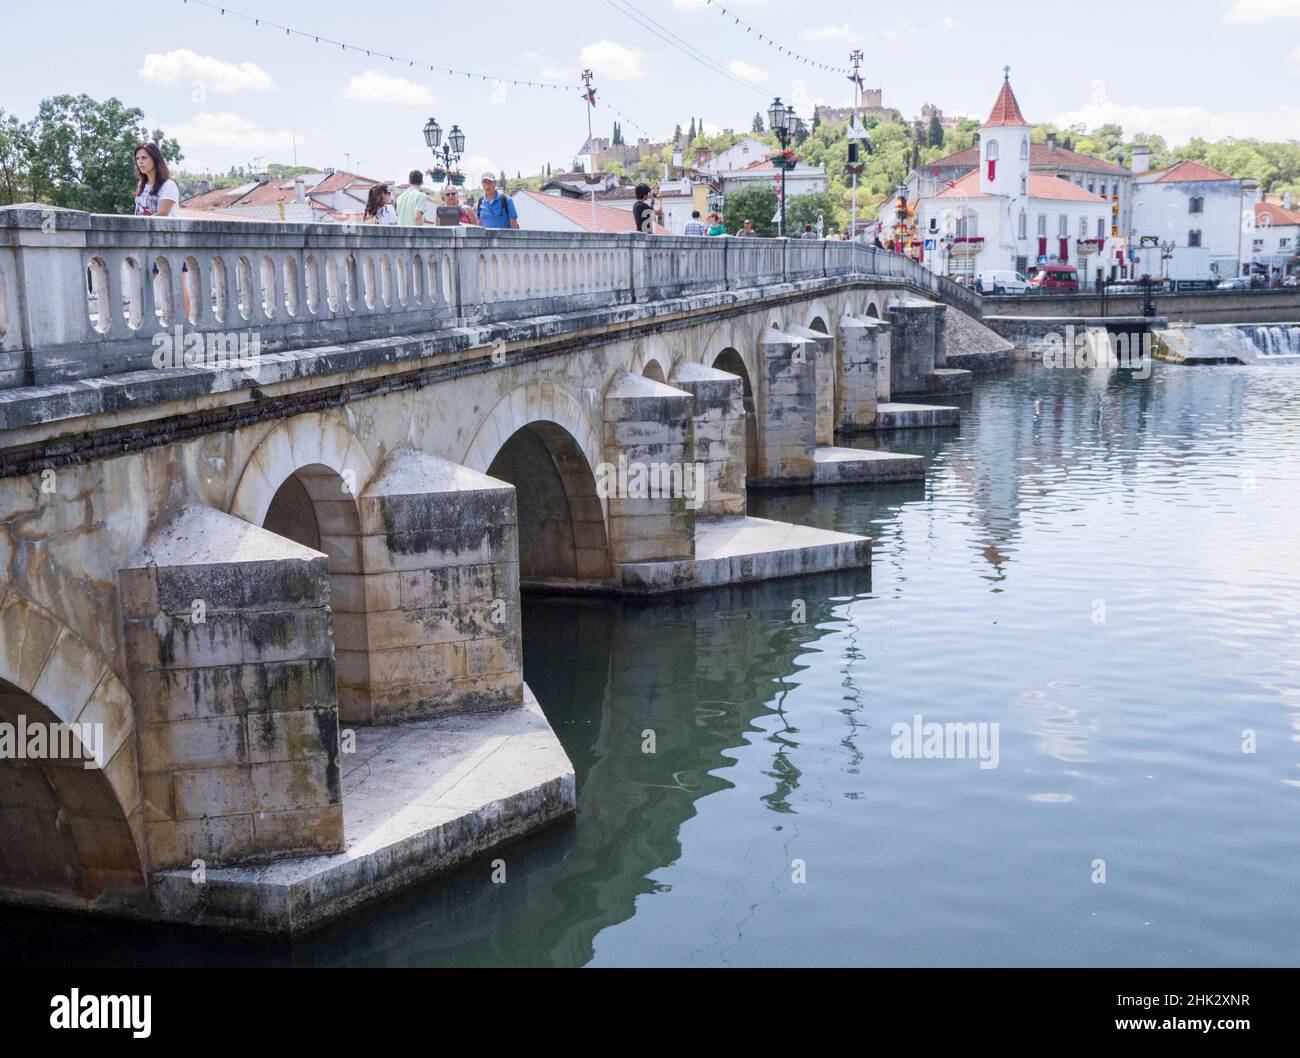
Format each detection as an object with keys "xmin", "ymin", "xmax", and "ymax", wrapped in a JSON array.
[{"xmin": 366, "ymin": 171, "xmax": 518, "ymax": 229}]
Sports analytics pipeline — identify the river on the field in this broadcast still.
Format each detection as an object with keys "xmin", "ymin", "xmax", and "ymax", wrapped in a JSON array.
[{"xmin": 5, "ymin": 361, "xmax": 1299, "ymax": 967}]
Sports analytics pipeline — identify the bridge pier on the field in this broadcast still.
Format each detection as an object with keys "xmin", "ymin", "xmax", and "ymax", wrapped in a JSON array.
[{"xmin": 119, "ymin": 505, "xmax": 345, "ymax": 871}]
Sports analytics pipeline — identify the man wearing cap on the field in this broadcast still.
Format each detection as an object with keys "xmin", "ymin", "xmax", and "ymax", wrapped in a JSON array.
[{"xmin": 476, "ymin": 175, "xmax": 519, "ymax": 230}]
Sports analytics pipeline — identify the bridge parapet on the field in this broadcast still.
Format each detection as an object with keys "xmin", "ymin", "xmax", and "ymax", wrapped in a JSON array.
[{"xmin": 0, "ymin": 205, "xmax": 980, "ymax": 391}]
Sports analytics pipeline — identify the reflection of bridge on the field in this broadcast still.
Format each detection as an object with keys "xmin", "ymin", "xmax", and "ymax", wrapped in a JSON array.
[{"xmin": 0, "ymin": 206, "xmax": 988, "ymax": 932}]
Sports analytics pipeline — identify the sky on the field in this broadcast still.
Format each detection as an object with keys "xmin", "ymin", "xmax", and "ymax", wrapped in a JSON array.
[{"xmin": 2, "ymin": 0, "xmax": 1299, "ymax": 183}]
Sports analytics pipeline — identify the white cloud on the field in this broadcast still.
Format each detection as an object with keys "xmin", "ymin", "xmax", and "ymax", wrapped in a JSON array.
[
  {"xmin": 1051, "ymin": 99, "xmax": 1300, "ymax": 144},
  {"xmin": 803, "ymin": 22, "xmax": 855, "ymax": 41},
  {"xmin": 580, "ymin": 41, "xmax": 646, "ymax": 81},
  {"xmin": 170, "ymin": 111, "xmax": 298, "ymax": 152},
  {"xmin": 1223, "ymin": 0, "xmax": 1300, "ymax": 21},
  {"xmin": 340, "ymin": 71, "xmax": 434, "ymax": 106},
  {"xmin": 540, "ymin": 66, "xmax": 579, "ymax": 80},
  {"xmin": 461, "ymin": 154, "xmax": 503, "ymax": 183},
  {"xmin": 727, "ymin": 58, "xmax": 770, "ymax": 84},
  {"xmin": 139, "ymin": 49, "xmax": 274, "ymax": 93},
  {"xmin": 941, "ymin": 17, "xmax": 961, "ymax": 30},
  {"xmin": 521, "ymin": 51, "xmax": 545, "ymax": 65}
]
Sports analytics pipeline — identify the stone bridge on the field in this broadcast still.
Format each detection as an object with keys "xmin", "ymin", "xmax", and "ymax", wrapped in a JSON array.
[{"xmin": 0, "ymin": 206, "xmax": 992, "ymax": 931}]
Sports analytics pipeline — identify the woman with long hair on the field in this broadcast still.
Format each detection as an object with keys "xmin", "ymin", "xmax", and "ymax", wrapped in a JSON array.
[
  {"xmin": 133, "ymin": 142, "xmax": 178, "ymax": 217},
  {"xmin": 364, "ymin": 184, "xmax": 396, "ymax": 225}
]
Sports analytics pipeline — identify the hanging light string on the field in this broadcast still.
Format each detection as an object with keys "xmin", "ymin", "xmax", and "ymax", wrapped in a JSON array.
[
  {"xmin": 702, "ymin": 0, "xmax": 850, "ymax": 75},
  {"xmin": 181, "ymin": 0, "xmax": 576, "ymax": 91},
  {"xmin": 602, "ymin": 0, "xmax": 768, "ymax": 97}
]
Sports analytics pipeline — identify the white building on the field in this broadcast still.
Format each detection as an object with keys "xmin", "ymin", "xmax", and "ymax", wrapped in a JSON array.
[
  {"xmin": 1131, "ymin": 160, "xmax": 1255, "ymax": 281},
  {"xmin": 1249, "ymin": 201, "xmax": 1300, "ymax": 280},
  {"xmin": 886, "ymin": 73, "xmax": 1113, "ymax": 285}
]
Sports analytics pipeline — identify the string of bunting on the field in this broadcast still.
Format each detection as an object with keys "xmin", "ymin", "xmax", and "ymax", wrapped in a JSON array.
[
  {"xmin": 703, "ymin": 0, "xmax": 850, "ymax": 74},
  {"xmin": 181, "ymin": 0, "xmax": 578, "ymax": 92}
]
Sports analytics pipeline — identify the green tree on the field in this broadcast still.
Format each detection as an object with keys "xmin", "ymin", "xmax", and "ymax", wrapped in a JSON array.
[
  {"xmin": 786, "ymin": 191, "xmax": 845, "ymax": 235},
  {"xmin": 752, "ymin": 112, "xmax": 765, "ymax": 134},
  {"xmin": 24, "ymin": 94, "xmax": 182, "ymax": 214},
  {"xmin": 688, "ymin": 117, "xmax": 696, "ymax": 143},
  {"xmin": 722, "ymin": 185, "xmax": 778, "ymax": 236},
  {"xmin": 928, "ymin": 113, "xmax": 944, "ymax": 149},
  {"xmin": 0, "ymin": 108, "xmax": 31, "ymax": 205}
]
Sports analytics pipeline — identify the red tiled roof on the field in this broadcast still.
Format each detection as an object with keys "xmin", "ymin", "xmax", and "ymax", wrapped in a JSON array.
[
  {"xmin": 927, "ymin": 141, "xmax": 1128, "ymax": 177},
  {"xmin": 1144, "ymin": 160, "xmax": 1234, "ymax": 183},
  {"xmin": 517, "ymin": 189, "xmax": 669, "ymax": 234},
  {"xmin": 1256, "ymin": 201, "xmax": 1300, "ymax": 227},
  {"xmin": 181, "ymin": 170, "xmax": 381, "ymax": 212},
  {"xmin": 1029, "ymin": 174, "xmax": 1108, "ymax": 202},
  {"xmin": 985, "ymin": 77, "xmax": 1028, "ymax": 127},
  {"xmin": 936, "ymin": 170, "xmax": 1107, "ymax": 203}
]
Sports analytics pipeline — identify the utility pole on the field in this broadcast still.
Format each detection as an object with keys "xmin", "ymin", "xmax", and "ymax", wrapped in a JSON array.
[{"xmin": 582, "ymin": 70, "xmax": 597, "ymax": 146}]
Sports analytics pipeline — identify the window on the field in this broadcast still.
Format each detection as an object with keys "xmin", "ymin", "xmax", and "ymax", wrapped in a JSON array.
[
  {"xmin": 1253, "ymin": 238, "xmax": 1265, "ymax": 252},
  {"xmin": 987, "ymin": 140, "xmax": 1000, "ymax": 161},
  {"xmin": 1189, "ymin": 229, "xmax": 1202, "ymax": 248},
  {"xmin": 1018, "ymin": 211, "xmax": 1027, "ymax": 239},
  {"xmin": 1097, "ymin": 218, "xmax": 1106, "ymax": 239},
  {"xmin": 1058, "ymin": 215, "xmax": 1069, "ymax": 236},
  {"xmin": 1088, "ymin": 183, "xmax": 1096, "ymax": 194},
  {"xmin": 1189, "ymin": 196, "xmax": 1204, "ymax": 214},
  {"xmin": 1020, "ymin": 175, "xmax": 1027, "ymax": 195},
  {"xmin": 1020, "ymin": 139, "xmax": 1029, "ymax": 160},
  {"xmin": 1080, "ymin": 217, "xmax": 1089, "ymax": 238},
  {"xmin": 1280, "ymin": 237, "xmax": 1292, "ymax": 249},
  {"xmin": 1038, "ymin": 214, "xmax": 1047, "ymax": 237},
  {"xmin": 956, "ymin": 215, "xmax": 978, "ymax": 239}
]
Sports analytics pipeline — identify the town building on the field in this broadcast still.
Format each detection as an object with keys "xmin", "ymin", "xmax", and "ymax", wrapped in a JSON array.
[
  {"xmin": 511, "ymin": 189, "xmax": 669, "ymax": 233},
  {"xmin": 180, "ymin": 170, "xmax": 379, "ymax": 223},
  {"xmin": 880, "ymin": 72, "xmax": 1114, "ymax": 285},
  {"xmin": 1247, "ymin": 200, "xmax": 1300, "ymax": 281},
  {"xmin": 1131, "ymin": 159, "xmax": 1258, "ymax": 282}
]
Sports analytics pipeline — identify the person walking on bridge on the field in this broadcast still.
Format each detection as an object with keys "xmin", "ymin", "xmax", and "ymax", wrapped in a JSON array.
[{"xmin": 476, "ymin": 175, "xmax": 519, "ymax": 230}]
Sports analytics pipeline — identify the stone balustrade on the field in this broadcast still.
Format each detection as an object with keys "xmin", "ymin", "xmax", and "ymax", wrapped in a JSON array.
[{"xmin": 0, "ymin": 205, "xmax": 980, "ymax": 389}]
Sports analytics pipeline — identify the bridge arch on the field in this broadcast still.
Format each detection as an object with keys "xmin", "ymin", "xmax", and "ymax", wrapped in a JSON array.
[
  {"xmin": 466, "ymin": 383, "xmax": 610, "ymax": 586},
  {"xmin": 636, "ymin": 340, "xmax": 672, "ymax": 384},
  {"xmin": 0, "ymin": 590, "xmax": 143, "ymax": 903},
  {"xmin": 712, "ymin": 347, "xmax": 759, "ymax": 481},
  {"xmin": 230, "ymin": 414, "xmax": 377, "ymax": 720}
]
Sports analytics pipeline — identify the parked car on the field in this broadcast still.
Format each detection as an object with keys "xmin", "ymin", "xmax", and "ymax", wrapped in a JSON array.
[
  {"xmin": 1027, "ymin": 264, "xmax": 1081, "ymax": 293},
  {"xmin": 1216, "ymin": 277, "xmax": 1251, "ymax": 291},
  {"xmin": 1284, "ymin": 276, "xmax": 1298, "ymax": 288},
  {"xmin": 976, "ymin": 269, "xmax": 1032, "ymax": 295}
]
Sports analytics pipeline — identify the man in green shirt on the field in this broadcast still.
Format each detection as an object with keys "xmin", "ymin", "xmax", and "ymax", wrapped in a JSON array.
[{"xmin": 395, "ymin": 170, "xmax": 438, "ymax": 226}]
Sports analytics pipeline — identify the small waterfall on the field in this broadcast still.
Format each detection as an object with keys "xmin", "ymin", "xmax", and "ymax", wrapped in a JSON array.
[{"xmin": 1238, "ymin": 325, "xmax": 1300, "ymax": 360}]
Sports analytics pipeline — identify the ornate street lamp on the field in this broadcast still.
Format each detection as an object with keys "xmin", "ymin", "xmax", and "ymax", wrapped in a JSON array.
[
  {"xmin": 769, "ymin": 98, "xmax": 799, "ymax": 236},
  {"xmin": 423, "ymin": 117, "xmax": 466, "ymax": 184}
]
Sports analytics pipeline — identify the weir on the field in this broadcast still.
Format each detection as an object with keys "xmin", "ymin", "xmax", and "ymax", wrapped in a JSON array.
[{"xmin": 0, "ymin": 204, "xmax": 1007, "ymax": 931}]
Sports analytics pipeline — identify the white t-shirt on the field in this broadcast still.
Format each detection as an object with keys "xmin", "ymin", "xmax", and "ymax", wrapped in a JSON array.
[
  {"xmin": 375, "ymin": 203, "xmax": 397, "ymax": 225},
  {"xmin": 135, "ymin": 179, "xmax": 179, "ymax": 217}
]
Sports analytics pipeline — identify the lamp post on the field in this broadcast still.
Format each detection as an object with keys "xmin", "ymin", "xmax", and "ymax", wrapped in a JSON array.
[
  {"xmin": 768, "ymin": 97, "xmax": 799, "ymax": 237},
  {"xmin": 423, "ymin": 117, "xmax": 467, "ymax": 184}
]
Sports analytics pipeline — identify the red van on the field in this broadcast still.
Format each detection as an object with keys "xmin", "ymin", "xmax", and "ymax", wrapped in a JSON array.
[{"xmin": 1028, "ymin": 264, "xmax": 1081, "ymax": 292}]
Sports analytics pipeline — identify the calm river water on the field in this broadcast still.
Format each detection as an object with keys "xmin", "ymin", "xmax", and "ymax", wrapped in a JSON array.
[{"xmin": 5, "ymin": 362, "xmax": 1299, "ymax": 967}]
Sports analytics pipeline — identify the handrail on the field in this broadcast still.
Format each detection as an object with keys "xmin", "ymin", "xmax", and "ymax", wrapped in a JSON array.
[{"xmin": 0, "ymin": 205, "xmax": 969, "ymax": 389}]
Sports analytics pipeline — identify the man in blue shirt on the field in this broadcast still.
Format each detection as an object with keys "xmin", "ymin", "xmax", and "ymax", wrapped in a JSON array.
[{"xmin": 476, "ymin": 175, "xmax": 519, "ymax": 230}]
